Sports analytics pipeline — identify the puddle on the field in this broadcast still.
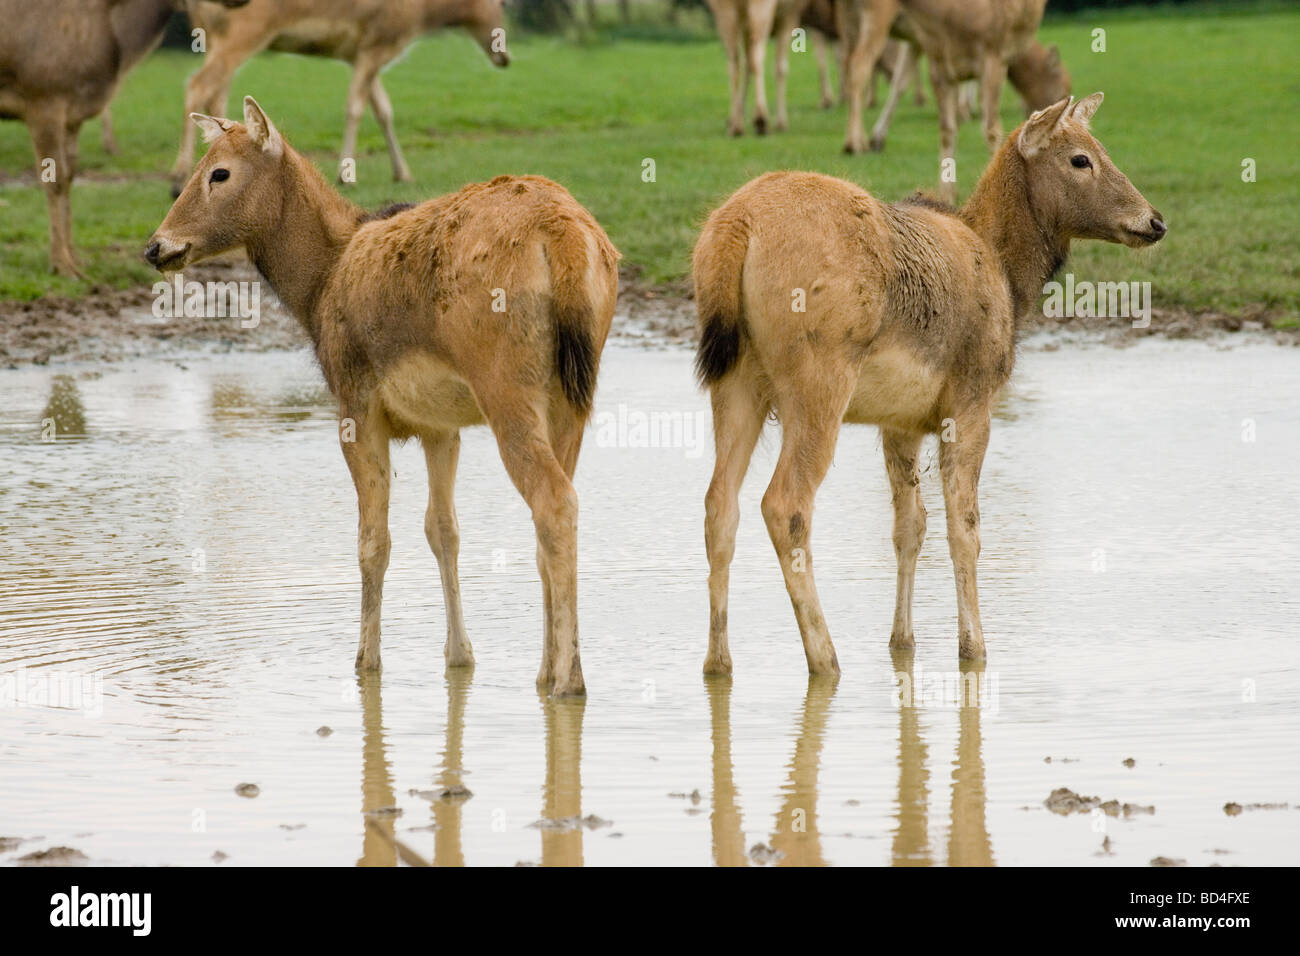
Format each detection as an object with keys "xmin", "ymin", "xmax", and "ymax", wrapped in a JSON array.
[{"xmin": 1, "ymin": 341, "xmax": 1297, "ymax": 865}]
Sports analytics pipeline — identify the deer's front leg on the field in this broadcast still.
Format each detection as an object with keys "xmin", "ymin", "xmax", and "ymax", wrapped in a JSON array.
[
  {"xmin": 938, "ymin": 409, "xmax": 991, "ymax": 660},
  {"xmin": 979, "ymin": 53, "xmax": 1007, "ymax": 154},
  {"xmin": 342, "ymin": 411, "xmax": 392, "ymax": 671}
]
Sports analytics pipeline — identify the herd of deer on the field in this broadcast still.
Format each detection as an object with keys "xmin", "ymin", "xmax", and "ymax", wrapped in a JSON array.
[{"xmin": 6, "ymin": 2, "xmax": 1165, "ymax": 696}]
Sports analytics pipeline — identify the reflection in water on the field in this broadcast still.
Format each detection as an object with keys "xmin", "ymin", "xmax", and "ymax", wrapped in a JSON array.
[
  {"xmin": 429, "ymin": 669, "xmax": 473, "ymax": 867},
  {"xmin": 540, "ymin": 697, "xmax": 586, "ymax": 867},
  {"xmin": 706, "ymin": 676, "xmax": 838, "ymax": 867},
  {"xmin": 357, "ymin": 672, "xmax": 396, "ymax": 867},
  {"xmin": 41, "ymin": 375, "xmax": 87, "ymax": 439},
  {"xmin": 890, "ymin": 650, "xmax": 995, "ymax": 866}
]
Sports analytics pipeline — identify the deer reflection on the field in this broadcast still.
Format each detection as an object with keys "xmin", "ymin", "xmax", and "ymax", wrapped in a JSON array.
[
  {"xmin": 40, "ymin": 374, "xmax": 87, "ymax": 439},
  {"xmin": 706, "ymin": 675, "xmax": 838, "ymax": 867},
  {"xmin": 357, "ymin": 671, "xmax": 396, "ymax": 867},
  {"xmin": 891, "ymin": 649, "xmax": 994, "ymax": 866},
  {"xmin": 539, "ymin": 696, "xmax": 586, "ymax": 867}
]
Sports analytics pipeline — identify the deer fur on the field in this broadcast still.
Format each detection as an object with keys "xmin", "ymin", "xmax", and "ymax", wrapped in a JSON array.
[
  {"xmin": 148, "ymin": 98, "xmax": 619, "ymax": 696},
  {"xmin": 0, "ymin": 0, "xmax": 248, "ymax": 275},
  {"xmin": 692, "ymin": 94, "xmax": 1165, "ymax": 675},
  {"xmin": 169, "ymin": 0, "xmax": 510, "ymax": 195},
  {"xmin": 840, "ymin": 0, "xmax": 1068, "ymax": 201}
]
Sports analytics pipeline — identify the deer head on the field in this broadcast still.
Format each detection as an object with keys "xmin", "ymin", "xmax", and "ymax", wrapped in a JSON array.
[
  {"xmin": 145, "ymin": 97, "xmax": 287, "ymax": 271},
  {"xmin": 1008, "ymin": 43, "xmax": 1070, "ymax": 114},
  {"xmin": 1017, "ymin": 93, "xmax": 1166, "ymax": 248},
  {"xmin": 459, "ymin": 0, "xmax": 510, "ymax": 68}
]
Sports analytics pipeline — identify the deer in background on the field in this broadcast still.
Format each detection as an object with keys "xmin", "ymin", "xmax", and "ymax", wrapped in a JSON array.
[
  {"xmin": 840, "ymin": 0, "xmax": 1067, "ymax": 199},
  {"xmin": 0, "ymin": 0, "xmax": 248, "ymax": 276},
  {"xmin": 148, "ymin": 97, "xmax": 618, "ymax": 696},
  {"xmin": 169, "ymin": 0, "xmax": 510, "ymax": 196},
  {"xmin": 693, "ymin": 94, "xmax": 1165, "ymax": 675}
]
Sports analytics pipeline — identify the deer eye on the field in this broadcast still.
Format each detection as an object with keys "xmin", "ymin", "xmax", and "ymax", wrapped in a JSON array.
[
  {"xmin": 1070, "ymin": 154, "xmax": 1092, "ymax": 170},
  {"xmin": 209, "ymin": 168, "xmax": 230, "ymax": 184}
]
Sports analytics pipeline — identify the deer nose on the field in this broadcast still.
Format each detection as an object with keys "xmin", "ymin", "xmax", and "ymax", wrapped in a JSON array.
[
  {"xmin": 1149, "ymin": 215, "xmax": 1167, "ymax": 239},
  {"xmin": 144, "ymin": 241, "xmax": 161, "ymax": 266}
]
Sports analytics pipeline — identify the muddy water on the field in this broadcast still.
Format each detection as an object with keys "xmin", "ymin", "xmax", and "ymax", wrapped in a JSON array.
[{"xmin": 1, "ymin": 339, "xmax": 1298, "ymax": 866}]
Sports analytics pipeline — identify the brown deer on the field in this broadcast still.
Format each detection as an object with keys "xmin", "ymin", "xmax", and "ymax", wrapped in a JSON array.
[
  {"xmin": 693, "ymin": 94, "xmax": 1165, "ymax": 675},
  {"xmin": 147, "ymin": 97, "xmax": 619, "ymax": 696},
  {"xmin": 0, "ymin": 0, "xmax": 248, "ymax": 276},
  {"xmin": 706, "ymin": 0, "xmax": 815, "ymax": 136},
  {"xmin": 840, "ymin": 0, "xmax": 1067, "ymax": 199},
  {"xmin": 169, "ymin": 0, "xmax": 510, "ymax": 196}
]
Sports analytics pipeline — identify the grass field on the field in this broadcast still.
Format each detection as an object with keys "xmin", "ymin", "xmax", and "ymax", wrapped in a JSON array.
[{"xmin": 1, "ymin": 7, "xmax": 1297, "ymax": 320}]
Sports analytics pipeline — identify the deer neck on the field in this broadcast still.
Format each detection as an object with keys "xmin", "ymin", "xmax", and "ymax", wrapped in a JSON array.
[
  {"xmin": 246, "ymin": 150, "xmax": 360, "ymax": 343},
  {"xmin": 109, "ymin": 0, "xmax": 175, "ymax": 69},
  {"xmin": 960, "ymin": 140, "xmax": 1070, "ymax": 326}
]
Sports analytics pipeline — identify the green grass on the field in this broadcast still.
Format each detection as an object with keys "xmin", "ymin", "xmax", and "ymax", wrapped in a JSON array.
[{"xmin": 1, "ymin": 8, "xmax": 1297, "ymax": 319}]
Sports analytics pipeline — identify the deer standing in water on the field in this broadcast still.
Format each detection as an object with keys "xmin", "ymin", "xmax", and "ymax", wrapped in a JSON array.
[
  {"xmin": 170, "ymin": 0, "xmax": 510, "ymax": 195},
  {"xmin": 693, "ymin": 95, "xmax": 1165, "ymax": 675},
  {"xmin": 148, "ymin": 98, "xmax": 618, "ymax": 696}
]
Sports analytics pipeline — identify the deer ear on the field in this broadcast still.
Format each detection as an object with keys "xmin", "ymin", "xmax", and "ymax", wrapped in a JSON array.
[
  {"xmin": 1045, "ymin": 44, "xmax": 1061, "ymax": 69},
  {"xmin": 190, "ymin": 113, "xmax": 232, "ymax": 145},
  {"xmin": 1070, "ymin": 91, "xmax": 1103, "ymax": 126},
  {"xmin": 1018, "ymin": 97, "xmax": 1072, "ymax": 157},
  {"xmin": 242, "ymin": 96, "xmax": 283, "ymax": 158}
]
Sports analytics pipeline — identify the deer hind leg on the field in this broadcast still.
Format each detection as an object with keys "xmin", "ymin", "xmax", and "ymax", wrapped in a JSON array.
[
  {"xmin": 422, "ymin": 430, "xmax": 473, "ymax": 669},
  {"xmin": 27, "ymin": 107, "xmax": 78, "ymax": 277},
  {"xmin": 813, "ymin": 31, "xmax": 834, "ymax": 109},
  {"xmin": 939, "ymin": 409, "xmax": 991, "ymax": 660},
  {"xmin": 713, "ymin": 2, "xmax": 746, "ymax": 136},
  {"xmin": 703, "ymin": 370, "xmax": 768, "ymax": 676},
  {"xmin": 342, "ymin": 411, "xmax": 392, "ymax": 671},
  {"xmin": 485, "ymin": 399, "xmax": 585, "ymax": 697},
  {"xmin": 882, "ymin": 429, "xmax": 926, "ymax": 650},
  {"xmin": 933, "ymin": 72, "xmax": 959, "ymax": 202},
  {"xmin": 170, "ymin": 50, "xmax": 239, "ymax": 195},
  {"xmin": 772, "ymin": 10, "xmax": 798, "ymax": 131},
  {"xmin": 369, "ymin": 75, "xmax": 412, "ymax": 184},
  {"xmin": 746, "ymin": 0, "xmax": 777, "ymax": 134},
  {"xmin": 100, "ymin": 106, "xmax": 118, "ymax": 155},
  {"xmin": 762, "ymin": 380, "xmax": 855, "ymax": 675},
  {"xmin": 978, "ymin": 53, "xmax": 1007, "ymax": 153},
  {"xmin": 840, "ymin": 0, "xmax": 895, "ymax": 154},
  {"xmin": 869, "ymin": 41, "xmax": 914, "ymax": 152}
]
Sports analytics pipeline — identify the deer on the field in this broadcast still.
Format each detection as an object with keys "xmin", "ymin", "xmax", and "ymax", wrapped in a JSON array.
[
  {"xmin": 693, "ymin": 94, "xmax": 1166, "ymax": 676},
  {"xmin": 0, "ymin": 0, "xmax": 248, "ymax": 276},
  {"xmin": 147, "ymin": 97, "xmax": 619, "ymax": 697},
  {"xmin": 169, "ymin": 0, "xmax": 510, "ymax": 196},
  {"xmin": 706, "ymin": 0, "xmax": 815, "ymax": 136},
  {"xmin": 839, "ymin": 0, "xmax": 1067, "ymax": 199},
  {"xmin": 802, "ymin": 0, "xmax": 920, "ymax": 112}
]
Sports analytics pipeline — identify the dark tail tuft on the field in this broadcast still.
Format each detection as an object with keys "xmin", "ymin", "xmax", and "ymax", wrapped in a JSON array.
[
  {"xmin": 555, "ymin": 306, "xmax": 597, "ymax": 413},
  {"xmin": 695, "ymin": 313, "xmax": 742, "ymax": 386}
]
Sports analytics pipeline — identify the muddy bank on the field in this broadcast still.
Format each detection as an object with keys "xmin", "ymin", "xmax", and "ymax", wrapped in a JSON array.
[{"xmin": 0, "ymin": 257, "xmax": 1295, "ymax": 368}]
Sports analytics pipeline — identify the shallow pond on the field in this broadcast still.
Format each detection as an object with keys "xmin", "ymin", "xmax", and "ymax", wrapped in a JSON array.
[{"xmin": 1, "ymin": 339, "xmax": 1297, "ymax": 866}]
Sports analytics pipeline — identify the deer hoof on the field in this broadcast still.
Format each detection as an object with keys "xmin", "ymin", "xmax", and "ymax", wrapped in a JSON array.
[
  {"xmin": 957, "ymin": 634, "xmax": 986, "ymax": 661},
  {"xmin": 868, "ymin": 134, "xmax": 887, "ymax": 152},
  {"xmin": 889, "ymin": 630, "xmax": 915, "ymax": 651},
  {"xmin": 753, "ymin": 116, "xmax": 767, "ymax": 135},
  {"xmin": 702, "ymin": 653, "xmax": 733, "ymax": 677}
]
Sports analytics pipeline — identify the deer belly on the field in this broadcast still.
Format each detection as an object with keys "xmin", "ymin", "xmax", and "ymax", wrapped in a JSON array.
[
  {"xmin": 843, "ymin": 345, "xmax": 944, "ymax": 432},
  {"xmin": 376, "ymin": 355, "xmax": 487, "ymax": 433},
  {"xmin": 269, "ymin": 20, "xmax": 364, "ymax": 59}
]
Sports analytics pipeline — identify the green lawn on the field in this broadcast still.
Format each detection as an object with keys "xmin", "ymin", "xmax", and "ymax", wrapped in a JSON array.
[{"xmin": 1, "ymin": 8, "xmax": 1297, "ymax": 320}]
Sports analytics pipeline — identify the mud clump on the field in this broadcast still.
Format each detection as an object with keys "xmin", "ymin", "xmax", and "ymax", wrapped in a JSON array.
[
  {"xmin": 1224, "ymin": 801, "xmax": 1287, "ymax": 815},
  {"xmin": 527, "ymin": 814, "xmax": 613, "ymax": 832},
  {"xmin": 410, "ymin": 785, "xmax": 472, "ymax": 802},
  {"xmin": 1045, "ymin": 788, "xmax": 1154, "ymax": 816},
  {"xmin": 1150, "ymin": 856, "xmax": 1186, "ymax": 867},
  {"xmin": 748, "ymin": 843, "xmax": 783, "ymax": 865},
  {"xmin": 18, "ymin": 846, "xmax": 88, "ymax": 867},
  {"xmin": 315, "ymin": 726, "xmax": 333, "ymax": 737},
  {"xmin": 234, "ymin": 783, "xmax": 260, "ymax": 798}
]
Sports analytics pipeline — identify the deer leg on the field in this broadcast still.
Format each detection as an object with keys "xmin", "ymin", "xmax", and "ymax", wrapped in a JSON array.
[
  {"xmin": 910, "ymin": 51, "xmax": 925, "ymax": 106},
  {"xmin": 840, "ymin": 0, "xmax": 896, "ymax": 154},
  {"xmin": 772, "ymin": 11, "xmax": 796, "ymax": 131},
  {"xmin": 883, "ymin": 429, "xmax": 927, "ymax": 650},
  {"xmin": 486, "ymin": 401, "xmax": 585, "ymax": 697},
  {"xmin": 979, "ymin": 54, "xmax": 1007, "ymax": 153},
  {"xmin": 933, "ymin": 73, "xmax": 959, "ymax": 203},
  {"xmin": 938, "ymin": 409, "xmax": 991, "ymax": 660},
  {"xmin": 100, "ymin": 106, "xmax": 118, "ymax": 155},
  {"xmin": 869, "ymin": 41, "xmax": 913, "ymax": 152},
  {"xmin": 714, "ymin": 3, "xmax": 746, "ymax": 136},
  {"xmin": 369, "ymin": 75, "xmax": 412, "ymax": 184},
  {"xmin": 703, "ymin": 373, "xmax": 767, "ymax": 676},
  {"xmin": 747, "ymin": 0, "xmax": 777, "ymax": 134},
  {"xmin": 340, "ymin": 59, "xmax": 381, "ymax": 185},
  {"xmin": 813, "ymin": 32, "xmax": 834, "ymax": 109},
  {"xmin": 342, "ymin": 411, "xmax": 392, "ymax": 671},
  {"xmin": 171, "ymin": 51, "xmax": 238, "ymax": 196},
  {"xmin": 422, "ymin": 430, "xmax": 473, "ymax": 669},
  {"xmin": 27, "ymin": 108, "xmax": 79, "ymax": 277},
  {"xmin": 761, "ymin": 384, "xmax": 854, "ymax": 675}
]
